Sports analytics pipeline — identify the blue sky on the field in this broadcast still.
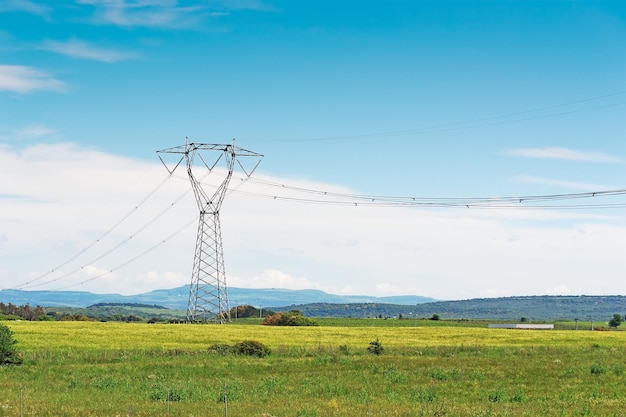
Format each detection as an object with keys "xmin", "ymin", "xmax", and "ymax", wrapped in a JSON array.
[{"xmin": 1, "ymin": 1, "xmax": 625, "ymax": 300}]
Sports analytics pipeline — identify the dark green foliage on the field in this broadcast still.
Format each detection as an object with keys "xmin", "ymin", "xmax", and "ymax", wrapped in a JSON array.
[
  {"xmin": 149, "ymin": 385, "xmax": 185, "ymax": 402},
  {"xmin": 591, "ymin": 364, "xmax": 607, "ymax": 375},
  {"xmin": 89, "ymin": 302, "xmax": 168, "ymax": 309},
  {"xmin": 0, "ymin": 302, "xmax": 45, "ymax": 321},
  {"xmin": 233, "ymin": 340, "xmax": 271, "ymax": 357},
  {"xmin": 608, "ymin": 313, "xmax": 623, "ymax": 328},
  {"xmin": 270, "ymin": 295, "xmax": 626, "ymax": 320},
  {"xmin": 60, "ymin": 314, "xmax": 94, "ymax": 321},
  {"xmin": 367, "ymin": 338, "xmax": 384, "ymax": 355},
  {"xmin": 230, "ymin": 304, "xmax": 274, "ymax": 318},
  {"xmin": 207, "ymin": 343, "xmax": 234, "ymax": 355},
  {"xmin": 410, "ymin": 386, "xmax": 438, "ymax": 403},
  {"xmin": 431, "ymin": 314, "xmax": 440, "ymax": 321},
  {"xmin": 262, "ymin": 310, "xmax": 318, "ymax": 326},
  {"xmin": 0, "ymin": 323, "xmax": 22, "ymax": 365},
  {"xmin": 488, "ymin": 386, "xmax": 508, "ymax": 402},
  {"xmin": 208, "ymin": 340, "xmax": 271, "ymax": 357}
]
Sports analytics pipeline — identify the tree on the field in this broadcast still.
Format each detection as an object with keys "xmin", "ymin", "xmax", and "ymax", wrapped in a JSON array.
[
  {"xmin": 608, "ymin": 314, "xmax": 623, "ymax": 329},
  {"xmin": 261, "ymin": 310, "xmax": 318, "ymax": 326},
  {"xmin": 367, "ymin": 338, "xmax": 384, "ymax": 355},
  {"xmin": 0, "ymin": 323, "xmax": 22, "ymax": 365}
]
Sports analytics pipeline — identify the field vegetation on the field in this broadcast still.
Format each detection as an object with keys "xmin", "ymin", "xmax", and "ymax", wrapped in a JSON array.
[{"xmin": 1, "ymin": 319, "xmax": 626, "ymax": 416}]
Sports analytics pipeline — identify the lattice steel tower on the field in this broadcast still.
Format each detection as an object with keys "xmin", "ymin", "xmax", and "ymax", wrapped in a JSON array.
[{"xmin": 157, "ymin": 139, "xmax": 262, "ymax": 323}]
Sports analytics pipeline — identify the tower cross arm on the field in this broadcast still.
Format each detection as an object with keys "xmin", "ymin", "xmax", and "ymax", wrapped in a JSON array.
[{"xmin": 156, "ymin": 143, "xmax": 228, "ymax": 154}]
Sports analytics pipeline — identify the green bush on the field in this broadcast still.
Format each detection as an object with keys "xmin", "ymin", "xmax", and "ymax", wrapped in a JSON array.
[
  {"xmin": 367, "ymin": 338, "xmax": 384, "ymax": 355},
  {"xmin": 0, "ymin": 323, "xmax": 22, "ymax": 365},
  {"xmin": 608, "ymin": 313, "xmax": 623, "ymax": 329},
  {"xmin": 262, "ymin": 310, "xmax": 318, "ymax": 326},
  {"xmin": 233, "ymin": 340, "xmax": 271, "ymax": 357},
  {"xmin": 207, "ymin": 340, "xmax": 271, "ymax": 357},
  {"xmin": 208, "ymin": 343, "xmax": 234, "ymax": 355},
  {"xmin": 591, "ymin": 364, "xmax": 607, "ymax": 375}
]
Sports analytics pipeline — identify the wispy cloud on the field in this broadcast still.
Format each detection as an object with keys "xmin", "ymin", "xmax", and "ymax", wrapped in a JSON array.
[
  {"xmin": 516, "ymin": 176, "xmax": 613, "ymax": 191},
  {"xmin": 0, "ymin": 65, "xmax": 66, "ymax": 94},
  {"xmin": 0, "ymin": 0, "xmax": 50, "ymax": 17},
  {"xmin": 77, "ymin": 0, "xmax": 207, "ymax": 28},
  {"xmin": 16, "ymin": 125, "xmax": 58, "ymax": 140},
  {"xmin": 75, "ymin": 0, "xmax": 273, "ymax": 29},
  {"xmin": 40, "ymin": 39, "xmax": 136, "ymax": 63},
  {"xmin": 503, "ymin": 147, "xmax": 622, "ymax": 163},
  {"xmin": 1, "ymin": 144, "xmax": 625, "ymax": 298}
]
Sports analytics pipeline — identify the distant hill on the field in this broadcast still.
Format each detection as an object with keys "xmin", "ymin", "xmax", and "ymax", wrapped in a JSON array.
[
  {"xmin": 272, "ymin": 295, "xmax": 626, "ymax": 321},
  {"xmin": 3, "ymin": 287, "xmax": 624, "ymax": 321},
  {"xmin": 0, "ymin": 286, "xmax": 436, "ymax": 310}
]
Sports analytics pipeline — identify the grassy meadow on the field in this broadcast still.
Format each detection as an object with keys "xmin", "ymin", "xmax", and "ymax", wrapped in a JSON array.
[{"xmin": 1, "ymin": 319, "xmax": 626, "ymax": 416}]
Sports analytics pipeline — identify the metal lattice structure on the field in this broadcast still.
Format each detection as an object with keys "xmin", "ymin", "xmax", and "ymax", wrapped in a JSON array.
[{"xmin": 157, "ymin": 139, "xmax": 262, "ymax": 323}]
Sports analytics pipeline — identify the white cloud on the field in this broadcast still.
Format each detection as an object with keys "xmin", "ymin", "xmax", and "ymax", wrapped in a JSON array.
[
  {"xmin": 0, "ymin": 0, "xmax": 50, "ymax": 16},
  {"xmin": 2, "ymin": 143, "xmax": 626, "ymax": 299},
  {"xmin": 321, "ymin": 238, "xmax": 358, "ymax": 248},
  {"xmin": 479, "ymin": 288, "xmax": 513, "ymax": 298},
  {"xmin": 0, "ymin": 65, "xmax": 66, "ymax": 94},
  {"xmin": 17, "ymin": 126, "xmax": 58, "ymax": 140},
  {"xmin": 75, "ymin": 0, "xmax": 273, "ymax": 28},
  {"xmin": 77, "ymin": 0, "xmax": 207, "ymax": 28},
  {"xmin": 516, "ymin": 176, "xmax": 612, "ymax": 192},
  {"xmin": 375, "ymin": 282, "xmax": 402, "ymax": 296},
  {"xmin": 229, "ymin": 269, "xmax": 321, "ymax": 290},
  {"xmin": 0, "ymin": 125, "xmax": 58, "ymax": 142},
  {"xmin": 20, "ymin": 126, "xmax": 57, "ymax": 138},
  {"xmin": 503, "ymin": 147, "xmax": 622, "ymax": 163},
  {"xmin": 544, "ymin": 285, "xmax": 573, "ymax": 296},
  {"xmin": 40, "ymin": 39, "xmax": 136, "ymax": 63}
]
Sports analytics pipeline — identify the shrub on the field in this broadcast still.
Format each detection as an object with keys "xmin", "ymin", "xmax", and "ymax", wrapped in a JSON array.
[
  {"xmin": 60, "ymin": 314, "xmax": 93, "ymax": 321},
  {"xmin": 0, "ymin": 323, "xmax": 23, "ymax": 365},
  {"xmin": 149, "ymin": 385, "xmax": 185, "ymax": 402},
  {"xmin": 262, "ymin": 313, "xmax": 282, "ymax": 326},
  {"xmin": 608, "ymin": 314, "xmax": 623, "ymax": 329},
  {"xmin": 591, "ymin": 364, "xmax": 607, "ymax": 375},
  {"xmin": 262, "ymin": 310, "xmax": 318, "ymax": 326},
  {"xmin": 488, "ymin": 386, "xmax": 507, "ymax": 402},
  {"xmin": 367, "ymin": 338, "xmax": 384, "ymax": 355},
  {"xmin": 208, "ymin": 343, "xmax": 234, "ymax": 355},
  {"xmin": 233, "ymin": 340, "xmax": 271, "ymax": 357}
]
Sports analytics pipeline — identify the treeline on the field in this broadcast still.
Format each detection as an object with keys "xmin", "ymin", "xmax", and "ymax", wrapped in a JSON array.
[
  {"xmin": 89, "ymin": 302, "xmax": 168, "ymax": 309},
  {"xmin": 271, "ymin": 296, "xmax": 626, "ymax": 321},
  {"xmin": 230, "ymin": 304, "xmax": 275, "ymax": 319},
  {"xmin": 0, "ymin": 303, "xmax": 46, "ymax": 321},
  {"xmin": 0, "ymin": 302, "xmax": 180, "ymax": 323}
]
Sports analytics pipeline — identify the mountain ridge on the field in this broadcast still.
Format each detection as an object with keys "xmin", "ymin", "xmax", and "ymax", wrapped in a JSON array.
[
  {"xmin": 0, "ymin": 286, "xmax": 436, "ymax": 310},
  {"xmin": 2, "ymin": 287, "xmax": 625, "ymax": 321}
]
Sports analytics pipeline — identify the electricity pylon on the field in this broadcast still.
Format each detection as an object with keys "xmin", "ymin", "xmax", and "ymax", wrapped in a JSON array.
[{"xmin": 157, "ymin": 139, "xmax": 262, "ymax": 323}]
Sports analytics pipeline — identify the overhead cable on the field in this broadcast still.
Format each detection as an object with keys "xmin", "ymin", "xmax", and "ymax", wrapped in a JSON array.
[{"xmin": 7, "ymin": 174, "xmax": 173, "ymax": 290}]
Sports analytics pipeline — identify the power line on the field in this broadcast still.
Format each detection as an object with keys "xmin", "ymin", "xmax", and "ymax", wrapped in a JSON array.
[
  {"xmin": 222, "ymin": 174, "xmax": 626, "ymax": 210},
  {"xmin": 7, "ymin": 174, "xmax": 173, "ymax": 290},
  {"xmin": 52, "ymin": 217, "xmax": 197, "ymax": 291},
  {"xmin": 230, "ymin": 187, "xmax": 626, "ymax": 210},
  {"xmin": 19, "ymin": 183, "xmax": 194, "ymax": 290},
  {"xmin": 251, "ymin": 91, "xmax": 626, "ymax": 142},
  {"xmin": 10, "ymin": 150, "xmax": 626, "ymax": 293}
]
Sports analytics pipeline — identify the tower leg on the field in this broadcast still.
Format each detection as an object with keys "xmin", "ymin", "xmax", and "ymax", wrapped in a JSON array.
[{"xmin": 186, "ymin": 211, "xmax": 230, "ymax": 323}]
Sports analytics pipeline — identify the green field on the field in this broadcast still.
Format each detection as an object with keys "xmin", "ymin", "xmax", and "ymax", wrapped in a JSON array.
[{"xmin": 2, "ymin": 320, "xmax": 626, "ymax": 416}]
